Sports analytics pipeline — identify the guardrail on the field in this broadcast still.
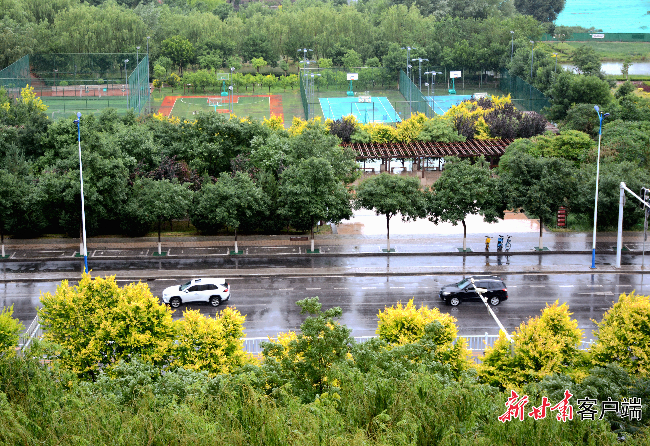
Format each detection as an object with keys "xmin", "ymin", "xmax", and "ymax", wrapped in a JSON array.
[{"xmin": 17, "ymin": 316, "xmax": 594, "ymax": 357}]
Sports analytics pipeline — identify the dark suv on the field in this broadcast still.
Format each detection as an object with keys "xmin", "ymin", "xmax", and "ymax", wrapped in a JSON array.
[{"xmin": 439, "ymin": 276, "xmax": 508, "ymax": 306}]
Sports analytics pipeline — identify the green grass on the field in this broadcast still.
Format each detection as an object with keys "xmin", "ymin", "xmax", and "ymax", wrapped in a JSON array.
[
  {"xmin": 169, "ymin": 95, "xmax": 272, "ymax": 121},
  {"xmin": 544, "ymin": 41, "xmax": 650, "ymax": 61}
]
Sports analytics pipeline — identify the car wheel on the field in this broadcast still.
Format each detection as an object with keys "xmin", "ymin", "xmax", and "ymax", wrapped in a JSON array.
[
  {"xmin": 448, "ymin": 297, "xmax": 460, "ymax": 306},
  {"xmin": 169, "ymin": 297, "xmax": 181, "ymax": 309},
  {"xmin": 489, "ymin": 296, "xmax": 501, "ymax": 306},
  {"xmin": 209, "ymin": 296, "xmax": 221, "ymax": 307}
]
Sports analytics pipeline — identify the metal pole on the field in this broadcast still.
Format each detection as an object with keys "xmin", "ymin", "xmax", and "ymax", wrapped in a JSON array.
[
  {"xmin": 74, "ymin": 112, "xmax": 88, "ymax": 274},
  {"xmin": 136, "ymin": 46, "xmax": 140, "ymax": 112},
  {"xmin": 592, "ymin": 106, "xmax": 609, "ymax": 268},
  {"xmin": 147, "ymin": 36, "xmax": 150, "ymax": 112},
  {"xmin": 124, "ymin": 59, "xmax": 129, "ymax": 110},
  {"xmin": 616, "ymin": 182, "xmax": 625, "ymax": 268},
  {"xmin": 510, "ymin": 31, "xmax": 514, "ymax": 64},
  {"xmin": 529, "ymin": 41, "xmax": 534, "ymax": 111}
]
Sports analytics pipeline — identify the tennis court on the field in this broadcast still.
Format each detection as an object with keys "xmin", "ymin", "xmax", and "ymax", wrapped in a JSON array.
[
  {"xmin": 319, "ymin": 97, "xmax": 400, "ymax": 123},
  {"xmin": 424, "ymin": 94, "xmax": 473, "ymax": 115},
  {"xmin": 555, "ymin": 0, "xmax": 648, "ymax": 32}
]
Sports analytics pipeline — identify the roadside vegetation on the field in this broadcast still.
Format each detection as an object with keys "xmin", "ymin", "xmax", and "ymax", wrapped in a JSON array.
[{"xmin": 1, "ymin": 276, "xmax": 649, "ymax": 444}]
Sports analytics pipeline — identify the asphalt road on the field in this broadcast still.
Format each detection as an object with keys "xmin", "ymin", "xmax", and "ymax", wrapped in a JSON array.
[{"xmin": 5, "ymin": 272, "xmax": 647, "ymax": 340}]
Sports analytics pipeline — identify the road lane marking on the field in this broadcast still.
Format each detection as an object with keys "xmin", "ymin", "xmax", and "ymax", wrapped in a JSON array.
[
  {"xmin": 578, "ymin": 292, "xmax": 614, "ymax": 296},
  {"xmin": 558, "ymin": 285, "xmax": 574, "ymax": 288},
  {"xmin": 334, "ymin": 287, "xmax": 348, "ymax": 290},
  {"xmin": 306, "ymin": 288, "xmax": 321, "ymax": 290},
  {"xmin": 529, "ymin": 285, "xmax": 545, "ymax": 288},
  {"xmin": 390, "ymin": 287, "xmax": 405, "ymax": 289},
  {"xmin": 362, "ymin": 287, "xmax": 377, "ymax": 289},
  {"xmin": 279, "ymin": 288, "xmax": 294, "ymax": 291}
]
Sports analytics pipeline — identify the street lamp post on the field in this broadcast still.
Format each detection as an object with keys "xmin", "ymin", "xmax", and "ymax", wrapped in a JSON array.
[
  {"xmin": 591, "ymin": 105, "xmax": 610, "ymax": 268},
  {"xmin": 124, "ymin": 59, "xmax": 129, "ymax": 110},
  {"xmin": 553, "ymin": 53, "xmax": 558, "ymax": 73},
  {"xmin": 74, "ymin": 112, "xmax": 88, "ymax": 274}
]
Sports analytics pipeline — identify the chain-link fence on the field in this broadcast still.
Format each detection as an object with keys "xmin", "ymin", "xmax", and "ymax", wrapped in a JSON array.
[
  {"xmin": 498, "ymin": 69, "xmax": 551, "ymax": 114},
  {"xmin": 299, "ymin": 71, "xmax": 309, "ymax": 119},
  {"xmin": 0, "ymin": 55, "xmax": 30, "ymax": 98},
  {"xmin": 1, "ymin": 53, "xmax": 150, "ymax": 116},
  {"xmin": 399, "ymin": 69, "xmax": 434, "ymax": 119}
]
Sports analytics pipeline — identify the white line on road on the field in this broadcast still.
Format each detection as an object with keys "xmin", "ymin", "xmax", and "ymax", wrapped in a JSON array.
[
  {"xmin": 529, "ymin": 285, "xmax": 545, "ymax": 288},
  {"xmin": 390, "ymin": 287, "xmax": 405, "ymax": 289},
  {"xmin": 362, "ymin": 287, "xmax": 377, "ymax": 289},
  {"xmin": 578, "ymin": 292, "xmax": 614, "ymax": 296},
  {"xmin": 306, "ymin": 288, "xmax": 321, "ymax": 290},
  {"xmin": 279, "ymin": 288, "xmax": 294, "ymax": 291},
  {"xmin": 558, "ymin": 285, "xmax": 574, "ymax": 288},
  {"xmin": 334, "ymin": 287, "xmax": 348, "ymax": 290}
]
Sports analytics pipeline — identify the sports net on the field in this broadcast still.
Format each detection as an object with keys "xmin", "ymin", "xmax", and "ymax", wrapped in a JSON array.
[{"xmin": 0, "ymin": 55, "xmax": 30, "ymax": 98}]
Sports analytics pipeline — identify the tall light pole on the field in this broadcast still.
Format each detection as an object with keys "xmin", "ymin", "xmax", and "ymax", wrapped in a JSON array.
[
  {"xmin": 510, "ymin": 31, "xmax": 514, "ymax": 64},
  {"xmin": 124, "ymin": 59, "xmax": 129, "ymax": 110},
  {"xmin": 591, "ymin": 105, "xmax": 610, "ymax": 268},
  {"xmin": 411, "ymin": 57, "xmax": 428, "ymax": 90},
  {"xmin": 553, "ymin": 53, "xmax": 558, "ymax": 73},
  {"xmin": 74, "ymin": 112, "xmax": 88, "ymax": 274},
  {"xmin": 54, "ymin": 69, "xmax": 58, "ymax": 95},
  {"xmin": 147, "ymin": 36, "xmax": 150, "ymax": 113}
]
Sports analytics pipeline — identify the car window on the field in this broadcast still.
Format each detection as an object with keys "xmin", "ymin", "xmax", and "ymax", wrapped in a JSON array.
[
  {"xmin": 457, "ymin": 279, "xmax": 471, "ymax": 289},
  {"xmin": 206, "ymin": 284, "xmax": 218, "ymax": 290},
  {"xmin": 188, "ymin": 285, "xmax": 200, "ymax": 292},
  {"xmin": 476, "ymin": 281, "xmax": 489, "ymax": 290},
  {"xmin": 180, "ymin": 281, "xmax": 192, "ymax": 291}
]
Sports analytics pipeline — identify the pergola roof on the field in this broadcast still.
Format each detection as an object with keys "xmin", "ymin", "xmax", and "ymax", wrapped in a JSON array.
[{"xmin": 342, "ymin": 139, "xmax": 514, "ymax": 160}]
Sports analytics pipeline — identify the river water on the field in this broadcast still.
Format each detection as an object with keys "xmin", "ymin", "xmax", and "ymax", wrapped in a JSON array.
[{"xmin": 562, "ymin": 62, "xmax": 650, "ymax": 75}]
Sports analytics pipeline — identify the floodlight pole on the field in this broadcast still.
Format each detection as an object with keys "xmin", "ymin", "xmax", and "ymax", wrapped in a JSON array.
[
  {"xmin": 147, "ymin": 36, "xmax": 150, "ymax": 112},
  {"xmin": 412, "ymin": 58, "xmax": 428, "ymax": 90},
  {"xmin": 529, "ymin": 41, "xmax": 534, "ymax": 111},
  {"xmin": 54, "ymin": 69, "xmax": 58, "ymax": 95},
  {"xmin": 510, "ymin": 31, "xmax": 514, "ymax": 64},
  {"xmin": 592, "ymin": 105, "xmax": 610, "ymax": 268},
  {"xmin": 124, "ymin": 59, "xmax": 129, "ymax": 110},
  {"xmin": 553, "ymin": 53, "xmax": 558, "ymax": 73},
  {"xmin": 74, "ymin": 112, "xmax": 88, "ymax": 274}
]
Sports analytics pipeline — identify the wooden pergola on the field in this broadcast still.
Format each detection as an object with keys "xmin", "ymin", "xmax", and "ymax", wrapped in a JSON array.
[{"xmin": 342, "ymin": 139, "xmax": 514, "ymax": 172}]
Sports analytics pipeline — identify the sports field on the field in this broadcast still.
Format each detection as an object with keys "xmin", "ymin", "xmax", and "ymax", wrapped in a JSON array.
[
  {"xmin": 41, "ymin": 96, "xmax": 130, "ymax": 120},
  {"xmin": 318, "ymin": 96, "xmax": 400, "ymax": 123},
  {"xmin": 159, "ymin": 95, "xmax": 283, "ymax": 123}
]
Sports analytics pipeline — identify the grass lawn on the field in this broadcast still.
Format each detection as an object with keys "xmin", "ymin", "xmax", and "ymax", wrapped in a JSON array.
[
  {"xmin": 543, "ymin": 41, "xmax": 650, "ymax": 62},
  {"xmin": 42, "ymin": 96, "xmax": 130, "ymax": 120}
]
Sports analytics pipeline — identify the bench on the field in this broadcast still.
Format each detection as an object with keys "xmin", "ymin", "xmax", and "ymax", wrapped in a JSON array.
[{"xmin": 290, "ymin": 236, "xmax": 309, "ymax": 241}]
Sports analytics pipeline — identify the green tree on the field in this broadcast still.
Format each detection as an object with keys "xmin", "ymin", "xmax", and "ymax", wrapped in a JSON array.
[
  {"xmin": 590, "ymin": 292, "xmax": 650, "ymax": 375},
  {"xmin": 427, "ymin": 157, "xmax": 505, "ymax": 252},
  {"xmin": 514, "ymin": 0, "xmax": 565, "ymax": 22},
  {"xmin": 251, "ymin": 57, "xmax": 267, "ymax": 73},
  {"xmin": 278, "ymin": 157, "xmax": 353, "ymax": 251},
  {"xmin": 121, "ymin": 178, "xmax": 192, "ymax": 253},
  {"xmin": 571, "ymin": 44, "xmax": 602, "ymax": 76},
  {"xmin": 261, "ymin": 74, "xmax": 276, "ymax": 93},
  {"xmin": 190, "ymin": 172, "xmax": 269, "ymax": 253},
  {"xmin": 262, "ymin": 297, "xmax": 353, "ymax": 402},
  {"xmin": 498, "ymin": 151, "xmax": 576, "ymax": 250},
  {"xmin": 318, "ymin": 58, "xmax": 333, "ymax": 69},
  {"xmin": 160, "ymin": 35, "xmax": 195, "ymax": 74},
  {"xmin": 0, "ymin": 305, "xmax": 23, "ymax": 356},
  {"xmin": 39, "ymin": 274, "xmax": 176, "ymax": 379},
  {"xmin": 342, "ymin": 49, "xmax": 362, "ymax": 70},
  {"xmin": 354, "ymin": 173, "xmax": 427, "ymax": 252},
  {"xmin": 480, "ymin": 301, "xmax": 583, "ymax": 389},
  {"xmin": 547, "ymin": 71, "xmax": 612, "ymax": 121}
]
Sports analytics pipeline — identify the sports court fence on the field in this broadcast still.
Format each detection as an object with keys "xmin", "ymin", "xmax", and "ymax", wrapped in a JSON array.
[
  {"xmin": 541, "ymin": 32, "xmax": 650, "ymax": 42},
  {"xmin": 1, "ymin": 53, "xmax": 150, "ymax": 115},
  {"xmin": 498, "ymin": 69, "xmax": 551, "ymax": 114},
  {"xmin": 399, "ymin": 69, "xmax": 434, "ymax": 119},
  {"xmin": 299, "ymin": 71, "xmax": 310, "ymax": 119}
]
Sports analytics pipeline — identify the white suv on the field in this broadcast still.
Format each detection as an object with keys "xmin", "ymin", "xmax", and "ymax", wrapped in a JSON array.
[{"xmin": 162, "ymin": 278, "xmax": 230, "ymax": 308}]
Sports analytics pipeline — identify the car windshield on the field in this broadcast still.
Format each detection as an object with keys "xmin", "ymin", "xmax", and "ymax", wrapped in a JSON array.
[
  {"xmin": 456, "ymin": 279, "xmax": 472, "ymax": 289},
  {"xmin": 179, "ymin": 281, "xmax": 192, "ymax": 291}
]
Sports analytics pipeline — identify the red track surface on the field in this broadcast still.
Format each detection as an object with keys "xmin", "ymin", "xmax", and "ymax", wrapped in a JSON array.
[{"xmin": 158, "ymin": 94, "xmax": 283, "ymax": 122}]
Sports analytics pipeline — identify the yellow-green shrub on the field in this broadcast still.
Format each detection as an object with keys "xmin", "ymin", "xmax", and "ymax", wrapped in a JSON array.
[
  {"xmin": 377, "ymin": 299, "xmax": 459, "ymax": 345},
  {"xmin": 480, "ymin": 301, "xmax": 583, "ymax": 389},
  {"xmin": 590, "ymin": 291, "xmax": 650, "ymax": 375}
]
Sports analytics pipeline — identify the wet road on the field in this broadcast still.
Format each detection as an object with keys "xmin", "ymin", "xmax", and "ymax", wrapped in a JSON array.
[{"xmin": 4, "ymin": 272, "xmax": 646, "ymax": 340}]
